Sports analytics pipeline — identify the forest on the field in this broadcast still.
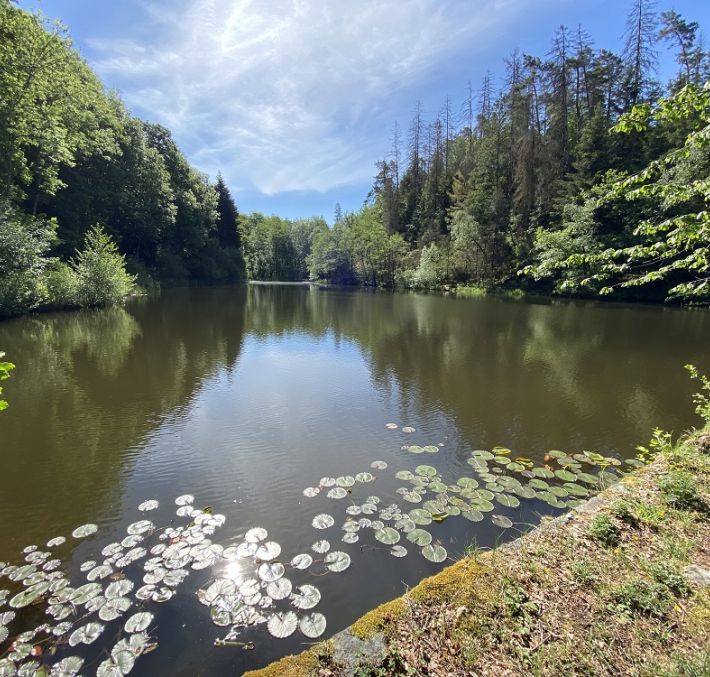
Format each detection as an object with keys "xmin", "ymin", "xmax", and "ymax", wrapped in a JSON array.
[{"xmin": 1, "ymin": 0, "xmax": 709, "ymax": 319}]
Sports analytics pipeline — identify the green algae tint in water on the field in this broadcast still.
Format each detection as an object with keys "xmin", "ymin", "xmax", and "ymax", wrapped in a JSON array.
[{"xmin": 0, "ymin": 285, "xmax": 709, "ymax": 675}]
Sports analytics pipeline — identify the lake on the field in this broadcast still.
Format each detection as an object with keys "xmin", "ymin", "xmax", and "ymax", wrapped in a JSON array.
[{"xmin": 1, "ymin": 285, "xmax": 709, "ymax": 675}]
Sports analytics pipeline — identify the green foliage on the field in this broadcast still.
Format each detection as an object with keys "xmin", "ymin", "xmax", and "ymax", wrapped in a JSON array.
[
  {"xmin": 588, "ymin": 514, "xmax": 621, "ymax": 547},
  {"xmin": 659, "ymin": 470, "xmax": 699, "ymax": 510},
  {"xmin": 685, "ymin": 364, "xmax": 710, "ymax": 424},
  {"xmin": 0, "ymin": 201, "xmax": 57, "ymax": 316},
  {"xmin": 570, "ymin": 559, "xmax": 597, "ymax": 585},
  {"xmin": 0, "ymin": 350, "xmax": 14, "ymax": 411},
  {"xmin": 70, "ymin": 225, "xmax": 136, "ymax": 307},
  {"xmin": 609, "ymin": 579, "xmax": 673, "ymax": 618}
]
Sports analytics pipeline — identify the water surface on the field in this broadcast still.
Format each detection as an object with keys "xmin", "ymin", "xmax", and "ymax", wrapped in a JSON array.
[{"xmin": 1, "ymin": 285, "xmax": 709, "ymax": 674}]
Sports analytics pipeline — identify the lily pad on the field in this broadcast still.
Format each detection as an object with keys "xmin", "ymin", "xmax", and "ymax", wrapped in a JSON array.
[
  {"xmin": 71, "ymin": 524, "xmax": 98, "ymax": 539},
  {"xmin": 408, "ymin": 509, "xmax": 433, "ymax": 525},
  {"xmin": 324, "ymin": 551, "xmax": 351, "ymax": 573},
  {"xmin": 258, "ymin": 562, "xmax": 285, "ymax": 583},
  {"xmin": 375, "ymin": 528, "xmax": 400, "ymax": 545},
  {"xmin": 492, "ymin": 515, "xmax": 513, "ymax": 528},
  {"xmin": 124, "ymin": 611, "xmax": 153, "ymax": 633},
  {"xmin": 138, "ymin": 500, "xmax": 159, "ymax": 512},
  {"xmin": 421, "ymin": 544, "xmax": 447, "ymax": 563},
  {"xmin": 68, "ymin": 621, "xmax": 104, "ymax": 647},
  {"xmin": 371, "ymin": 460, "xmax": 388, "ymax": 470},
  {"xmin": 415, "ymin": 465, "xmax": 437, "ymax": 477},
  {"xmin": 266, "ymin": 578, "xmax": 293, "ymax": 600},
  {"xmin": 312, "ymin": 514, "xmax": 334, "ymax": 530},
  {"xmin": 291, "ymin": 584, "xmax": 321, "ymax": 610},
  {"xmin": 290, "ymin": 554, "xmax": 313, "ymax": 570},
  {"xmin": 299, "ymin": 612, "xmax": 327, "ymax": 638},
  {"xmin": 406, "ymin": 529, "xmax": 432, "ymax": 546},
  {"xmin": 245, "ymin": 527, "xmax": 268, "ymax": 543},
  {"xmin": 267, "ymin": 611, "xmax": 298, "ymax": 638},
  {"xmin": 496, "ymin": 493, "xmax": 521, "ymax": 508},
  {"xmin": 312, "ymin": 540, "xmax": 330, "ymax": 554},
  {"xmin": 390, "ymin": 545, "xmax": 408, "ymax": 557},
  {"xmin": 256, "ymin": 541, "xmax": 281, "ymax": 561},
  {"xmin": 327, "ymin": 487, "xmax": 348, "ymax": 499}
]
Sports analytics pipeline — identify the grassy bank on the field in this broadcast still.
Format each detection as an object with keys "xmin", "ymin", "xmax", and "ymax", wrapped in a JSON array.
[{"xmin": 246, "ymin": 427, "xmax": 710, "ymax": 676}]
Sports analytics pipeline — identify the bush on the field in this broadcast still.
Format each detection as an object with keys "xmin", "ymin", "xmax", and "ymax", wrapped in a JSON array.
[
  {"xmin": 588, "ymin": 514, "xmax": 621, "ymax": 547},
  {"xmin": 0, "ymin": 202, "xmax": 56, "ymax": 316},
  {"xmin": 44, "ymin": 262, "xmax": 79, "ymax": 308},
  {"xmin": 71, "ymin": 225, "xmax": 136, "ymax": 307}
]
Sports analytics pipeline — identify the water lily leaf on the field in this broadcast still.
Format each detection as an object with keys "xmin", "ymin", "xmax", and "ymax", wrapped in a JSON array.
[
  {"xmin": 256, "ymin": 541, "xmax": 281, "ymax": 561},
  {"xmin": 299, "ymin": 612, "xmax": 326, "ymax": 638},
  {"xmin": 402, "ymin": 491, "xmax": 422, "ymax": 503},
  {"xmin": 257, "ymin": 562, "xmax": 285, "ymax": 583},
  {"xmin": 327, "ymin": 487, "xmax": 348, "ymax": 499},
  {"xmin": 335, "ymin": 476, "xmax": 355, "ymax": 488},
  {"xmin": 342, "ymin": 533, "xmax": 359, "ymax": 544},
  {"xmin": 563, "ymin": 483, "xmax": 590, "ymax": 497},
  {"xmin": 407, "ymin": 445, "xmax": 424, "ymax": 454},
  {"xmin": 49, "ymin": 656, "xmax": 84, "ymax": 676},
  {"xmin": 385, "ymin": 423, "xmax": 398, "ymax": 430},
  {"xmin": 46, "ymin": 537, "xmax": 66, "ymax": 549},
  {"xmin": 268, "ymin": 611, "xmax": 298, "ymax": 638},
  {"xmin": 549, "ymin": 486, "xmax": 568, "ymax": 498},
  {"xmin": 492, "ymin": 515, "xmax": 513, "ymax": 528},
  {"xmin": 555, "ymin": 469, "xmax": 577, "ymax": 482},
  {"xmin": 312, "ymin": 514, "xmax": 334, "ymax": 530},
  {"xmin": 175, "ymin": 494, "xmax": 194, "ymax": 506},
  {"xmin": 421, "ymin": 544, "xmax": 447, "ymax": 563},
  {"xmin": 528, "ymin": 478, "xmax": 549, "ymax": 490},
  {"xmin": 370, "ymin": 460, "xmax": 388, "ymax": 470},
  {"xmin": 374, "ymin": 528, "xmax": 400, "ymax": 545},
  {"xmin": 87, "ymin": 565, "xmax": 112, "ymax": 582},
  {"xmin": 355, "ymin": 472, "xmax": 375, "ymax": 483},
  {"xmin": 69, "ymin": 583, "xmax": 102, "ymax": 605},
  {"xmin": 496, "ymin": 494, "xmax": 520, "ymax": 508},
  {"xmin": 126, "ymin": 520, "xmax": 154, "ymax": 536},
  {"xmin": 390, "ymin": 545, "xmax": 408, "ymax": 558},
  {"xmin": 408, "ymin": 509, "xmax": 432, "ymax": 525},
  {"xmin": 245, "ymin": 527, "xmax": 268, "ymax": 543},
  {"xmin": 99, "ymin": 596, "xmax": 131, "ymax": 621},
  {"xmin": 422, "ymin": 445, "xmax": 439, "ymax": 454},
  {"xmin": 106, "ymin": 579, "xmax": 134, "ymax": 600},
  {"xmin": 71, "ymin": 524, "xmax": 98, "ymax": 539},
  {"xmin": 266, "ymin": 578, "xmax": 292, "ymax": 600},
  {"xmin": 69, "ymin": 621, "xmax": 104, "ymax": 647},
  {"xmin": 138, "ymin": 500, "xmax": 159, "ymax": 512},
  {"xmin": 513, "ymin": 486, "xmax": 537, "ymax": 499},
  {"xmin": 469, "ymin": 498, "xmax": 494, "ymax": 512},
  {"xmin": 415, "ymin": 465, "xmax": 437, "ymax": 477},
  {"xmin": 457, "ymin": 477, "xmax": 479, "ymax": 489},
  {"xmin": 324, "ymin": 551, "xmax": 351, "ymax": 573},
  {"xmin": 532, "ymin": 467, "xmax": 555, "ymax": 479},
  {"xmin": 312, "ymin": 540, "xmax": 330, "ymax": 554},
  {"xmin": 461, "ymin": 509, "xmax": 484, "ymax": 522},
  {"xmin": 303, "ymin": 487, "xmax": 319, "ymax": 498},
  {"xmin": 290, "ymin": 554, "xmax": 313, "ymax": 570},
  {"xmin": 124, "ymin": 611, "xmax": 153, "ymax": 634},
  {"xmin": 576, "ymin": 472, "xmax": 600, "ymax": 485},
  {"xmin": 9, "ymin": 587, "xmax": 44, "ymax": 609},
  {"xmin": 406, "ymin": 529, "xmax": 432, "ymax": 546},
  {"xmin": 290, "ymin": 584, "xmax": 321, "ymax": 610},
  {"xmin": 235, "ymin": 542, "xmax": 257, "ymax": 558}
]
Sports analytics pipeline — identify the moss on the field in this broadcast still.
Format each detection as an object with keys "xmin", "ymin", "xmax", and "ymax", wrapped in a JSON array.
[
  {"xmin": 242, "ymin": 649, "xmax": 321, "ymax": 677},
  {"xmin": 350, "ymin": 597, "xmax": 407, "ymax": 640}
]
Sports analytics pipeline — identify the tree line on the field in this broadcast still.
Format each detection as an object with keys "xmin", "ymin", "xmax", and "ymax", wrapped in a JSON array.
[
  {"xmin": 288, "ymin": 1, "xmax": 709, "ymax": 303},
  {"xmin": 0, "ymin": 0, "xmax": 245, "ymax": 317},
  {"xmin": 2, "ymin": 0, "xmax": 709, "ymax": 318}
]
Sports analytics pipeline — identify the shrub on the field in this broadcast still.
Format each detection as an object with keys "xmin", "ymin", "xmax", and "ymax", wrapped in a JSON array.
[
  {"xmin": 0, "ymin": 202, "xmax": 56, "ymax": 316},
  {"xmin": 44, "ymin": 262, "xmax": 79, "ymax": 307},
  {"xmin": 588, "ymin": 514, "xmax": 621, "ymax": 547},
  {"xmin": 71, "ymin": 225, "xmax": 136, "ymax": 307}
]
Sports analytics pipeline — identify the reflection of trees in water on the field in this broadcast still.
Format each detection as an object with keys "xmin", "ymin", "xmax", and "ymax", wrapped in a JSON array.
[
  {"xmin": 0, "ymin": 287, "xmax": 247, "ymax": 558},
  {"xmin": 244, "ymin": 287, "xmax": 709, "ymax": 454}
]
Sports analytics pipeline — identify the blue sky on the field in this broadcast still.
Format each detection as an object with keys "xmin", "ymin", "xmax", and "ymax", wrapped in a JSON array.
[{"xmin": 19, "ymin": 0, "xmax": 710, "ymax": 221}]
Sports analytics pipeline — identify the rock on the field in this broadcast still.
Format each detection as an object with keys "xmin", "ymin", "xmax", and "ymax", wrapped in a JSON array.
[
  {"xmin": 330, "ymin": 628, "xmax": 388, "ymax": 673},
  {"xmin": 697, "ymin": 434, "xmax": 710, "ymax": 455},
  {"xmin": 683, "ymin": 564, "xmax": 710, "ymax": 587}
]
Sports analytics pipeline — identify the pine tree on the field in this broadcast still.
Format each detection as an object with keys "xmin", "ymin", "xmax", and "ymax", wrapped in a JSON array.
[{"xmin": 215, "ymin": 173, "xmax": 240, "ymax": 249}]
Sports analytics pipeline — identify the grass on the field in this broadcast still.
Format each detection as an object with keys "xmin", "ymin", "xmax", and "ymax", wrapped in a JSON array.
[{"xmin": 245, "ymin": 427, "xmax": 710, "ymax": 677}]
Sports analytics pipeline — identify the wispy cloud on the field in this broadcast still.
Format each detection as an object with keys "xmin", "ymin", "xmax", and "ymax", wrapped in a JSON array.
[{"xmin": 90, "ymin": 0, "xmax": 530, "ymax": 197}]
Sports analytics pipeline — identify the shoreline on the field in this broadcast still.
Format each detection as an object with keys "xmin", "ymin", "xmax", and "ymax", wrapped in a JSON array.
[{"xmin": 246, "ymin": 429, "xmax": 710, "ymax": 676}]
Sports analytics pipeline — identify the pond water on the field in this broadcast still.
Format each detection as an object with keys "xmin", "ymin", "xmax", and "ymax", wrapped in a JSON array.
[{"xmin": 0, "ymin": 285, "xmax": 709, "ymax": 675}]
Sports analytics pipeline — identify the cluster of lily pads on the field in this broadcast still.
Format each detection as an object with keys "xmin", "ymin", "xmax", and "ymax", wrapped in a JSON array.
[
  {"xmin": 0, "ymin": 494, "xmax": 224, "ymax": 676},
  {"xmin": 300, "ymin": 423, "xmax": 638, "ymax": 567},
  {"xmin": 0, "ymin": 422, "xmax": 647, "ymax": 674}
]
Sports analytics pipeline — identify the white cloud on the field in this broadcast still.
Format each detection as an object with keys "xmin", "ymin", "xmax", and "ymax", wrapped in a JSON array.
[{"xmin": 90, "ymin": 0, "xmax": 529, "ymax": 195}]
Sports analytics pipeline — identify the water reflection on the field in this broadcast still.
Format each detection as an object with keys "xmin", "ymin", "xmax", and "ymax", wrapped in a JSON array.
[{"xmin": 0, "ymin": 285, "xmax": 708, "ymax": 675}]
